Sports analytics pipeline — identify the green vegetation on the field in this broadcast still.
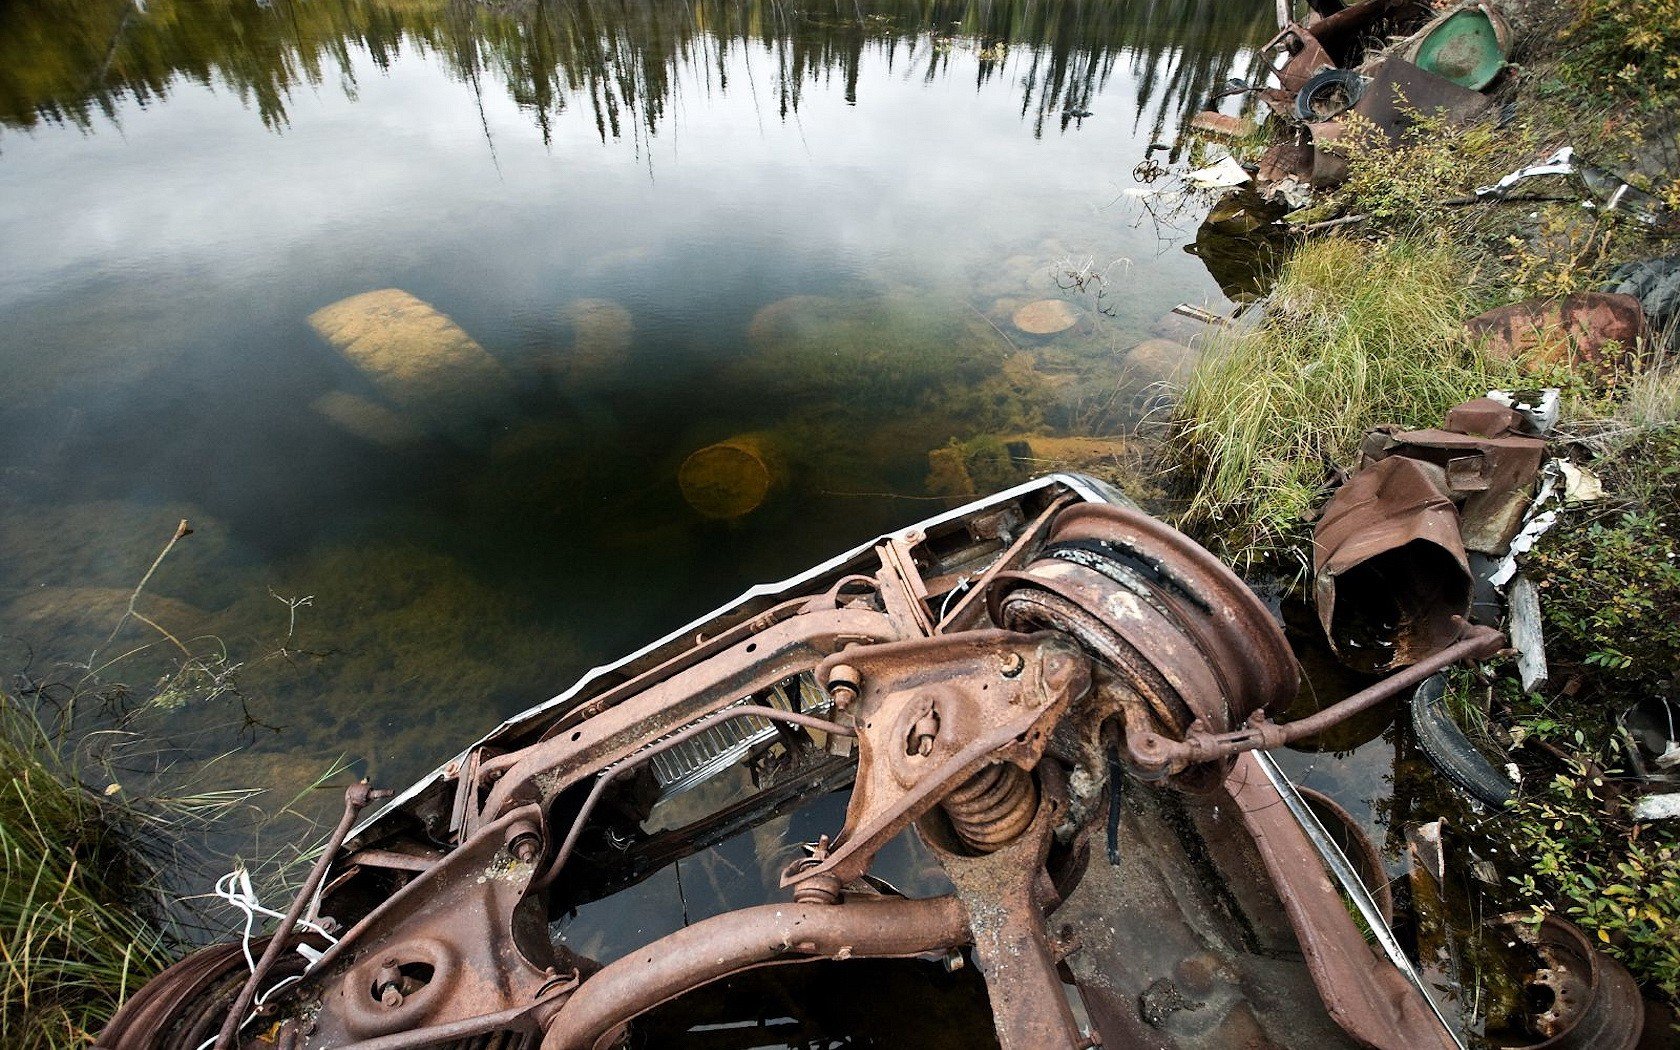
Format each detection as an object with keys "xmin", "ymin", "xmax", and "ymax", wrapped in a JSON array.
[
  {"xmin": 1528, "ymin": 428, "xmax": 1680, "ymax": 688},
  {"xmin": 0, "ymin": 699, "xmax": 173, "ymax": 1047},
  {"xmin": 1171, "ymin": 234, "xmax": 1518, "ymax": 570},
  {"xmin": 1504, "ymin": 739, "xmax": 1680, "ymax": 1001},
  {"xmin": 1560, "ymin": 0, "xmax": 1680, "ymax": 112}
]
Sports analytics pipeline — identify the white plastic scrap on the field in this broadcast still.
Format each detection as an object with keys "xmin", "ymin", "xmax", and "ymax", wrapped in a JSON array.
[
  {"xmin": 1632, "ymin": 793, "xmax": 1680, "ymax": 822},
  {"xmin": 1490, "ymin": 509, "xmax": 1557, "ymax": 588},
  {"xmin": 1558, "ymin": 460, "xmax": 1604, "ymax": 504},
  {"xmin": 1489, "ymin": 459, "xmax": 1568, "ymax": 588},
  {"xmin": 1186, "ymin": 155, "xmax": 1251, "ymax": 189},
  {"xmin": 1486, "ymin": 387, "xmax": 1560, "ymax": 434}
]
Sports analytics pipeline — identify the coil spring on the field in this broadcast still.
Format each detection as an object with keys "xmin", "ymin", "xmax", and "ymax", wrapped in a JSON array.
[
  {"xmin": 941, "ymin": 761, "xmax": 1037, "ymax": 852},
  {"xmin": 792, "ymin": 871, "xmax": 843, "ymax": 905}
]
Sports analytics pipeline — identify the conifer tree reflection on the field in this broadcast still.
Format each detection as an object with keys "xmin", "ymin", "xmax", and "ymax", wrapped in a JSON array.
[{"xmin": 0, "ymin": 0, "xmax": 1273, "ymax": 143}]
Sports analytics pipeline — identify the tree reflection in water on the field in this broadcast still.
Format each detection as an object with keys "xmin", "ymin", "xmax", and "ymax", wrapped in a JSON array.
[{"xmin": 0, "ymin": 0, "xmax": 1272, "ymax": 143}]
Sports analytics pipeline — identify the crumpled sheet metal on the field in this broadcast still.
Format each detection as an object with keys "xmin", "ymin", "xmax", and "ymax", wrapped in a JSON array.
[
  {"xmin": 1467, "ymin": 291, "xmax": 1649, "ymax": 369},
  {"xmin": 1315, "ymin": 397, "xmax": 1544, "ymax": 670},
  {"xmin": 1361, "ymin": 397, "xmax": 1546, "ymax": 554},
  {"xmin": 1314, "ymin": 455, "xmax": 1472, "ymax": 673},
  {"xmin": 1310, "ymin": 58, "xmax": 1493, "ymax": 188}
]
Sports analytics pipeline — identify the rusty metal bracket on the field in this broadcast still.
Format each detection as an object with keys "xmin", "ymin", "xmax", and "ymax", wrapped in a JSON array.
[{"xmin": 788, "ymin": 630, "xmax": 1090, "ymax": 886}]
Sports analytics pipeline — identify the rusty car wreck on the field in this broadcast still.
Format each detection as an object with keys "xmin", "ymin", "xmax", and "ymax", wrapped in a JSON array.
[{"xmin": 101, "ymin": 475, "xmax": 1508, "ymax": 1050}]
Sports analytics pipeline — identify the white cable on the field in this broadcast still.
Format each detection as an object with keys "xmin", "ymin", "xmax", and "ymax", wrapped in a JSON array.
[{"xmin": 196, "ymin": 865, "xmax": 342, "ymax": 1050}]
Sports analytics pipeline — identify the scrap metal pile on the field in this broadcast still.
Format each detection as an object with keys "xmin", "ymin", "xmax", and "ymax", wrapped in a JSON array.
[{"xmin": 98, "ymin": 476, "xmax": 1527, "ymax": 1049}]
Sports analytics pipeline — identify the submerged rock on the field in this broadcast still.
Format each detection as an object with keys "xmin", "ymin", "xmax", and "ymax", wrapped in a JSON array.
[
  {"xmin": 4, "ymin": 586, "xmax": 210, "ymax": 655},
  {"xmin": 307, "ymin": 289, "xmax": 512, "ymax": 427},
  {"xmin": 1012, "ymin": 299, "xmax": 1081, "ymax": 336},
  {"xmin": 1124, "ymin": 338, "xmax": 1200, "ymax": 385},
  {"xmin": 311, "ymin": 390, "xmax": 425, "ymax": 447},
  {"xmin": 679, "ymin": 433, "xmax": 786, "ymax": 519},
  {"xmin": 926, "ymin": 433, "xmax": 1131, "ymax": 500},
  {"xmin": 740, "ymin": 293, "xmax": 1006, "ymax": 404},
  {"xmin": 561, "ymin": 298, "xmax": 634, "ymax": 381}
]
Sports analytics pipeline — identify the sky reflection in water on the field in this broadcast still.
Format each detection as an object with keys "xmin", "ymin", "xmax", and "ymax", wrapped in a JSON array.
[{"xmin": 0, "ymin": 0, "xmax": 1273, "ymax": 803}]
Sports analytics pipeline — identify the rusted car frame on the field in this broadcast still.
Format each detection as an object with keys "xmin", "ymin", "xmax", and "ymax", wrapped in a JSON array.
[{"xmin": 102, "ymin": 474, "xmax": 1500, "ymax": 1050}]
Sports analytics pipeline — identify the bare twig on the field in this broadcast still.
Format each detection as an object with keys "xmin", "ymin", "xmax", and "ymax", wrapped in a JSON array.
[{"xmin": 95, "ymin": 519, "xmax": 193, "ymax": 662}]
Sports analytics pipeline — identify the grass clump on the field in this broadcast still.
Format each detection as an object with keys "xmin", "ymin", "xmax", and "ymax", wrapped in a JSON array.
[
  {"xmin": 1170, "ymin": 234, "xmax": 1520, "ymax": 571},
  {"xmin": 0, "ymin": 699, "xmax": 175, "ymax": 1047}
]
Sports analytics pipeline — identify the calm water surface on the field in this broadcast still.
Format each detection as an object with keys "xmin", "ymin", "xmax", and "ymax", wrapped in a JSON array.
[{"xmin": 0, "ymin": 0, "xmax": 1275, "ymax": 806}]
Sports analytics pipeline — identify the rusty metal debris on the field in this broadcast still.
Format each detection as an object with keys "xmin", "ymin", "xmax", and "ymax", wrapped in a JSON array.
[
  {"xmin": 1489, "ymin": 913, "xmax": 1644, "ymax": 1050},
  {"xmin": 105, "ymin": 474, "xmax": 1509, "ymax": 1049},
  {"xmin": 1314, "ymin": 397, "xmax": 1546, "ymax": 672}
]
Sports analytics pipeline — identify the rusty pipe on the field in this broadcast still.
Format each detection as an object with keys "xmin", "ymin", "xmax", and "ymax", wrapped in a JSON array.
[
  {"xmin": 538, "ymin": 895, "xmax": 970, "ymax": 1050},
  {"xmin": 214, "ymin": 780, "xmax": 389, "ymax": 1050},
  {"xmin": 1127, "ymin": 620, "xmax": 1505, "ymax": 776},
  {"xmin": 534, "ymin": 705, "xmax": 855, "ymax": 890}
]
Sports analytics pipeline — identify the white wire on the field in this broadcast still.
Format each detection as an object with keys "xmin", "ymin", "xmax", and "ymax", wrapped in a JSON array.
[{"xmin": 195, "ymin": 864, "xmax": 342, "ymax": 1050}]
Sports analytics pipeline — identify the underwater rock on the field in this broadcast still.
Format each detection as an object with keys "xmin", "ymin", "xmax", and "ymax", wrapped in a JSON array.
[
  {"xmin": 0, "ymin": 501, "xmax": 243, "ymax": 612},
  {"xmin": 561, "ymin": 298, "xmax": 634, "ymax": 381},
  {"xmin": 1012, "ymin": 299, "xmax": 1080, "ymax": 336},
  {"xmin": 740, "ymin": 293, "xmax": 1004, "ymax": 404},
  {"xmin": 926, "ymin": 434, "xmax": 1131, "ymax": 501},
  {"xmin": 311, "ymin": 390, "xmax": 424, "ymax": 447},
  {"xmin": 679, "ymin": 433, "xmax": 787, "ymax": 519},
  {"xmin": 1123, "ymin": 338, "xmax": 1201, "ymax": 385},
  {"xmin": 5, "ymin": 586, "xmax": 209, "ymax": 651},
  {"xmin": 307, "ymin": 289, "xmax": 512, "ymax": 426},
  {"xmin": 926, "ymin": 445, "xmax": 976, "ymax": 499}
]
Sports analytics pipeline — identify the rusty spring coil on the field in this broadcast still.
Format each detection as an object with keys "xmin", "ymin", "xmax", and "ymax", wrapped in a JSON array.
[{"xmin": 941, "ymin": 761, "xmax": 1037, "ymax": 852}]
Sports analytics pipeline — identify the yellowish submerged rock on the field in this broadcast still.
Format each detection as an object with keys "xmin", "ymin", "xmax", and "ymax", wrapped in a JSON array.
[{"xmin": 308, "ymin": 289, "xmax": 512, "ymax": 419}]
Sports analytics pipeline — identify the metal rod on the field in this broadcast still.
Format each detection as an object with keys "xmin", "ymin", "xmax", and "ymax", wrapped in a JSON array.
[
  {"xmin": 539, "ymin": 895, "xmax": 970, "ymax": 1050},
  {"xmin": 215, "ymin": 780, "xmax": 389, "ymax": 1050},
  {"xmin": 534, "ymin": 705, "xmax": 855, "ymax": 890},
  {"xmin": 1267, "ymin": 622, "xmax": 1504, "ymax": 744}
]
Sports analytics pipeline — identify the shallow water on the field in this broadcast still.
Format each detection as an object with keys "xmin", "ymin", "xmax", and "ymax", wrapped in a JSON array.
[
  {"xmin": 0, "ymin": 0, "xmax": 1276, "ymax": 797},
  {"xmin": 1, "ymin": 4, "xmax": 1547, "ymax": 1041}
]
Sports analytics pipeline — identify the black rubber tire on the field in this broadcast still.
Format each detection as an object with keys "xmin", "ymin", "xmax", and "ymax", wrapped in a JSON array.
[
  {"xmin": 1295, "ymin": 69, "xmax": 1365, "ymax": 123},
  {"xmin": 1409, "ymin": 675, "xmax": 1517, "ymax": 808}
]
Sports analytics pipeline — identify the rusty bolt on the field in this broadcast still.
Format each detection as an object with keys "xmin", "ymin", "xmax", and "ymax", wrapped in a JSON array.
[
  {"xmin": 380, "ymin": 984, "xmax": 404, "ymax": 1008},
  {"xmin": 942, "ymin": 949, "xmax": 965, "ymax": 972},
  {"xmin": 826, "ymin": 664, "xmax": 860, "ymax": 711},
  {"xmin": 505, "ymin": 818, "xmax": 543, "ymax": 865},
  {"xmin": 906, "ymin": 709, "xmax": 940, "ymax": 757},
  {"xmin": 999, "ymin": 650, "xmax": 1025, "ymax": 678}
]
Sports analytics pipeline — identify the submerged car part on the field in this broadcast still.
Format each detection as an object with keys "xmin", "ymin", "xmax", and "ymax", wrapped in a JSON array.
[{"xmin": 103, "ymin": 474, "xmax": 1503, "ymax": 1050}]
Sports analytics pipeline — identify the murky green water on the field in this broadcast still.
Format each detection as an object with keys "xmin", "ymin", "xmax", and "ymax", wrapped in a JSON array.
[{"xmin": 0, "ymin": 0, "xmax": 1278, "ymax": 805}]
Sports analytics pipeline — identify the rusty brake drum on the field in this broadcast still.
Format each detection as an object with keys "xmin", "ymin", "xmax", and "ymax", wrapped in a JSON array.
[{"xmin": 985, "ymin": 503, "xmax": 1299, "ymax": 785}]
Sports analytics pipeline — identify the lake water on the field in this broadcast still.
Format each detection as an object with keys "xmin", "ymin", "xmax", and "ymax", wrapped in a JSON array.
[{"xmin": 0, "ymin": 0, "xmax": 1278, "ymax": 803}]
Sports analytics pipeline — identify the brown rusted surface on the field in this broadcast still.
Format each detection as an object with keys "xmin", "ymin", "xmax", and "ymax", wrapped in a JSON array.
[
  {"xmin": 108, "ymin": 477, "xmax": 1508, "ymax": 1050},
  {"xmin": 927, "ymin": 767, "xmax": 1086, "ymax": 1050},
  {"xmin": 538, "ymin": 895, "xmax": 972, "ymax": 1050},
  {"xmin": 301, "ymin": 804, "xmax": 560, "ymax": 1046},
  {"xmin": 1490, "ymin": 913, "xmax": 1644, "ymax": 1050},
  {"xmin": 1467, "ymin": 292, "xmax": 1648, "ymax": 370},
  {"xmin": 1359, "ymin": 399, "xmax": 1546, "ymax": 555},
  {"xmin": 1227, "ymin": 755, "xmax": 1455, "ymax": 1050},
  {"xmin": 790, "ymin": 630, "xmax": 1088, "ymax": 885},
  {"xmin": 1314, "ymin": 456, "xmax": 1471, "ymax": 673},
  {"xmin": 1348, "ymin": 58, "xmax": 1491, "ymax": 145}
]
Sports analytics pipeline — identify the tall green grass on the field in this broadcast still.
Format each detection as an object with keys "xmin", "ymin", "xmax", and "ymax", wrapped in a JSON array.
[
  {"xmin": 1172, "ymin": 235, "xmax": 1521, "ymax": 572},
  {"xmin": 0, "ymin": 698, "xmax": 176, "ymax": 1048}
]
